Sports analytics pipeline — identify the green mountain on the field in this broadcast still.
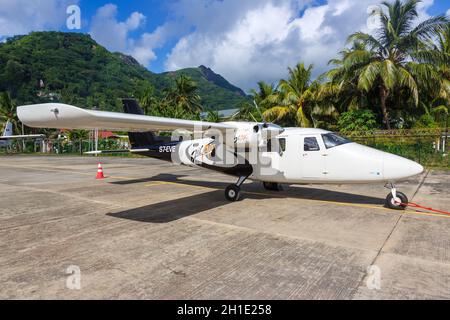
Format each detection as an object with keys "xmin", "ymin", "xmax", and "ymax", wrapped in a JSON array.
[{"xmin": 0, "ymin": 31, "xmax": 250, "ymax": 112}]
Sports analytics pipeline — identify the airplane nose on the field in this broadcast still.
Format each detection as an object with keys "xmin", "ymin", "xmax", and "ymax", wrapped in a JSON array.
[{"xmin": 383, "ymin": 153, "xmax": 424, "ymax": 180}]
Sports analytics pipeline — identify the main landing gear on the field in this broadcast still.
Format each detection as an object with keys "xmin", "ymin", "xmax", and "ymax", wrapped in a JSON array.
[
  {"xmin": 225, "ymin": 176, "xmax": 248, "ymax": 202},
  {"xmin": 263, "ymin": 182, "xmax": 283, "ymax": 191},
  {"xmin": 385, "ymin": 183, "xmax": 408, "ymax": 210}
]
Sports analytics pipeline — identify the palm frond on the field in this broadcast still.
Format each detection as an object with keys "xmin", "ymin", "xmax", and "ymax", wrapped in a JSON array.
[
  {"xmin": 347, "ymin": 32, "xmax": 384, "ymax": 53},
  {"xmin": 358, "ymin": 61, "xmax": 382, "ymax": 91},
  {"xmin": 296, "ymin": 107, "xmax": 311, "ymax": 128},
  {"xmin": 411, "ymin": 15, "xmax": 449, "ymax": 42},
  {"xmin": 381, "ymin": 59, "xmax": 398, "ymax": 90},
  {"xmin": 397, "ymin": 66, "xmax": 418, "ymax": 106},
  {"xmin": 263, "ymin": 106, "xmax": 292, "ymax": 123}
]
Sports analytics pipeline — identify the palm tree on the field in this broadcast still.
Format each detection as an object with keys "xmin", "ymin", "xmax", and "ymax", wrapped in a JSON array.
[
  {"xmin": 0, "ymin": 92, "xmax": 21, "ymax": 135},
  {"xmin": 205, "ymin": 109, "xmax": 221, "ymax": 123},
  {"xmin": 429, "ymin": 24, "xmax": 450, "ymax": 107},
  {"xmin": 421, "ymin": 23, "xmax": 450, "ymax": 127},
  {"xmin": 342, "ymin": 0, "xmax": 448, "ymax": 129},
  {"xmin": 321, "ymin": 42, "xmax": 373, "ymax": 112},
  {"xmin": 165, "ymin": 75, "xmax": 202, "ymax": 115},
  {"xmin": 249, "ymin": 81, "xmax": 276, "ymax": 109},
  {"xmin": 139, "ymin": 85, "xmax": 157, "ymax": 115},
  {"xmin": 263, "ymin": 63, "xmax": 316, "ymax": 127},
  {"xmin": 233, "ymin": 101, "xmax": 262, "ymax": 122}
]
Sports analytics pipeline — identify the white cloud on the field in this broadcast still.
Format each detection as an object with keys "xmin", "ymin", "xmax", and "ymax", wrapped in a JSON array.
[
  {"xmin": 446, "ymin": 9, "xmax": 450, "ymax": 17},
  {"xmin": 88, "ymin": 4, "xmax": 182, "ymax": 68},
  {"xmin": 164, "ymin": 0, "xmax": 441, "ymax": 91},
  {"xmin": 89, "ymin": 4, "xmax": 144, "ymax": 53},
  {"xmin": 165, "ymin": 0, "xmax": 378, "ymax": 91},
  {"xmin": 0, "ymin": 0, "xmax": 78, "ymax": 38}
]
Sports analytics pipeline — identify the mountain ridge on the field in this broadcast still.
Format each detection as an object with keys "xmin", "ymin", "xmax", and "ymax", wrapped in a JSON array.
[{"xmin": 0, "ymin": 31, "xmax": 250, "ymax": 112}]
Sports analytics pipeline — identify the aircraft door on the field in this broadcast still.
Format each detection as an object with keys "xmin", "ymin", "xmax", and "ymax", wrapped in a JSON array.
[{"xmin": 300, "ymin": 135, "xmax": 327, "ymax": 180}]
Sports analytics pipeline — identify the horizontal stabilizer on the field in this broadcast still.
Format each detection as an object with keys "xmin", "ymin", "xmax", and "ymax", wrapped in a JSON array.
[
  {"xmin": 0, "ymin": 134, "xmax": 44, "ymax": 140},
  {"xmin": 84, "ymin": 149, "xmax": 149, "ymax": 155}
]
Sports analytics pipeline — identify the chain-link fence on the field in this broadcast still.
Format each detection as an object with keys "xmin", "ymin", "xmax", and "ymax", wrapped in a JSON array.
[
  {"xmin": 344, "ymin": 128, "xmax": 449, "ymax": 168},
  {"xmin": 1, "ymin": 138, "xmax": 129, "ymax": 156}
]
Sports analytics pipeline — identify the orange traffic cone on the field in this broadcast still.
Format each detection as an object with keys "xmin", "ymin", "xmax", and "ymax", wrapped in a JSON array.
[{"xmin": 96, "ymin": 162, "xmax": 105, "ymax": 179}]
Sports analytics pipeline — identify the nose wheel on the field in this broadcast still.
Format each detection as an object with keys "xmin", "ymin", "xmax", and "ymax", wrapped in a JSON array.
[
  {"xmin": 385, "ymin": 183, "xmax": 408, "ymax": 210},
  {"xmin": 225, "ymin": 185, "xmax": 241, "ymax": 201}
]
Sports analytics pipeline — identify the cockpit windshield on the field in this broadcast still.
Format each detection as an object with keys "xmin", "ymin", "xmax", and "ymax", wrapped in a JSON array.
[{"xmin": 321, "ymin": 133, "xmax": 352, "ymax": 149}]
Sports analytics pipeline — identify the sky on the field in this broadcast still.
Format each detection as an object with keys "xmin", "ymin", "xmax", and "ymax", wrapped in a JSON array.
[{"xmin": 0, "ymin": 0, "xmax": 449, "ymax": 92}]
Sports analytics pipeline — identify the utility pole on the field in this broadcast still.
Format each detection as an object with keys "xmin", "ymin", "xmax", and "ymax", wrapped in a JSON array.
[
  {"xmin": 444, "ymin": 114, "xmax": 448, "ymax": 154},
  {"xmin": 93, "ymin": 106, "xmax": 99, "ymax": 157},
  {"xmin": 21, "ymin": 122, "xmax": 25, "ymax": 151}
]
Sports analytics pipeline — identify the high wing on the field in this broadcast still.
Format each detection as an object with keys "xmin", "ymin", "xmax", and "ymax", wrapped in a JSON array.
[{"xmin": 17, "ymin": 103, "xmax": 236, "ymax": 133}]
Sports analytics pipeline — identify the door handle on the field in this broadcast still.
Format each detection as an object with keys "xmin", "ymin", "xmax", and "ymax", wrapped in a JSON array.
[{"xmin": 322, "ymin": 154, "xmax": 328, "ymax": 157}]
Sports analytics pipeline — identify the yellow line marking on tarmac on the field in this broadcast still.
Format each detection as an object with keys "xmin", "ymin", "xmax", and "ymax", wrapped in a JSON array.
[
  {"xmin": 0, "ymin": 163, "xmax": 136, "ymax": 180},
  {"xmin": 144, "ymin": 181, "xmax": 176, "ymax": 187},
  {"xmin": 2, "ymin": 163, "xmax": 447, "ymax": 219},
  {"xmin": 143, "ymin": 180, "xmax": 450, "ymax": 219},
  {"xmin": 145, "ymin": 180, "xmax": 213, "ymax": 189}
]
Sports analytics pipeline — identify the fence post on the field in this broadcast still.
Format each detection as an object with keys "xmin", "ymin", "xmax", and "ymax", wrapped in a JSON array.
[{"xmin": 444, "ymin": 115, "xmax": 448, "ymax": 154}]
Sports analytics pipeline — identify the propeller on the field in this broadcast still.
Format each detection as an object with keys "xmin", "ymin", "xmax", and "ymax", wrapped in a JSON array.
[{"xmin": 252, "ymin": 100, "xmax": 284, "ymax": 136}]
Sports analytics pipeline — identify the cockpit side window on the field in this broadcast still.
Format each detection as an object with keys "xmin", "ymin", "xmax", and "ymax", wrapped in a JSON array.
[
  {"xmin": 278, "ymin": 138, "xmax": 286, "ymax": 153},
  {"xmin": 304, "ymin": 137, "xmax": 320, "ymax": 151},
  {"xmin": 321, "ymin": 133, "xmax": 352, "ymax": 149}
]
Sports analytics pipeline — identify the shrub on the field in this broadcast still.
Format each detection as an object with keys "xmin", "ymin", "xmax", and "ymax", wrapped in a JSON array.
[{"xmin": 338, "ymin": 109, "xmax": 379, "ymax": 134}]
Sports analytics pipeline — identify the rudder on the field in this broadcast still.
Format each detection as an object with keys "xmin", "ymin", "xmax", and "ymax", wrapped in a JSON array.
[{"xmin": 122, "ymin": 98, "xmax": 158, "ymax": 148}]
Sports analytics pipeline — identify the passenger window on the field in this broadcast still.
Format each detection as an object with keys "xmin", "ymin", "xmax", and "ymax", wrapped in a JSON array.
[{"xmin": 304, "ymin": 137, "xmax": 320, "ymax": 151}]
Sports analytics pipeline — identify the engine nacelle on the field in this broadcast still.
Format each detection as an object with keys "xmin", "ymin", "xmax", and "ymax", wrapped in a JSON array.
[
  {"xmin": 234, "ymin": 123, "xmax": 285, "ymax": 148},
  {"xmin": 234, "ymin": 125, "xmax": 258, "ymax": 147}
]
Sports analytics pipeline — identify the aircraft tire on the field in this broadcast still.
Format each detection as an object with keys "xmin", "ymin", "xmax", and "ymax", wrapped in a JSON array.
[
  {"xmin": 225, "ymin": 185, "xmax": 241, "ymax": 202},
  {"xmin": 386, "ymin": 191, "xmax": 408, "ymax": 210},
  {"xmin": 263, "ymin": 182, "xmax": 282, "ymax": 191}
]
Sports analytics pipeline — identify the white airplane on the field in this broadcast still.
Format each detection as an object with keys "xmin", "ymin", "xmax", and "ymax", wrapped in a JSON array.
[
  {"xmin": 17, "ymin": 99, "xmax": 424, "ymax": 210},
  {"xmin": 0, "ymin": 121, "xmax": 44, "ymax": 148}
]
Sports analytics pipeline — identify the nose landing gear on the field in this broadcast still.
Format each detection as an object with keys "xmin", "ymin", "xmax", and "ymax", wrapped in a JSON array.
[{"xmin": 385, "ymin": 183, "xmax": 408, "ymax": 210}]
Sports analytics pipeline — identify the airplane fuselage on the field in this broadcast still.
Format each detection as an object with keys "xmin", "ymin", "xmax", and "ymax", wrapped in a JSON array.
[{"xmin": 135, "ymin": 127, "xmax": 424, "ymax": 185}]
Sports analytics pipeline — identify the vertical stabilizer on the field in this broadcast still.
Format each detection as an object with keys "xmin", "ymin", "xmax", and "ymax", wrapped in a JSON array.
[{"xmin": 121, "ymin": 99, "xmax": 158, "ymax": 148}]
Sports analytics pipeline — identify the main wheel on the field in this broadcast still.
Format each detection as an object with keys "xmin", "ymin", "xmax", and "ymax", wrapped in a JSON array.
[
  {"xmin": 386, "ymin": 191, "xmax": 408, "ymax": 210},
  {"xmin": 225, "ymin": 185, "xmax": 241, "ymax": 202},
  {"xmin": 263, "ymin": 182, "xmax": 283, "ymax": 191}
]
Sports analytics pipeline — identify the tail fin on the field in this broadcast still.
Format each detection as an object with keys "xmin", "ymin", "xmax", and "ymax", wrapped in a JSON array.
[
  {"xmin": 122, "ymin": 98, "xmax": 158, "ymax": 148},
  {"xmin": 2, "ymin": 121, "xmax": 13, "ymax": 137}
]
